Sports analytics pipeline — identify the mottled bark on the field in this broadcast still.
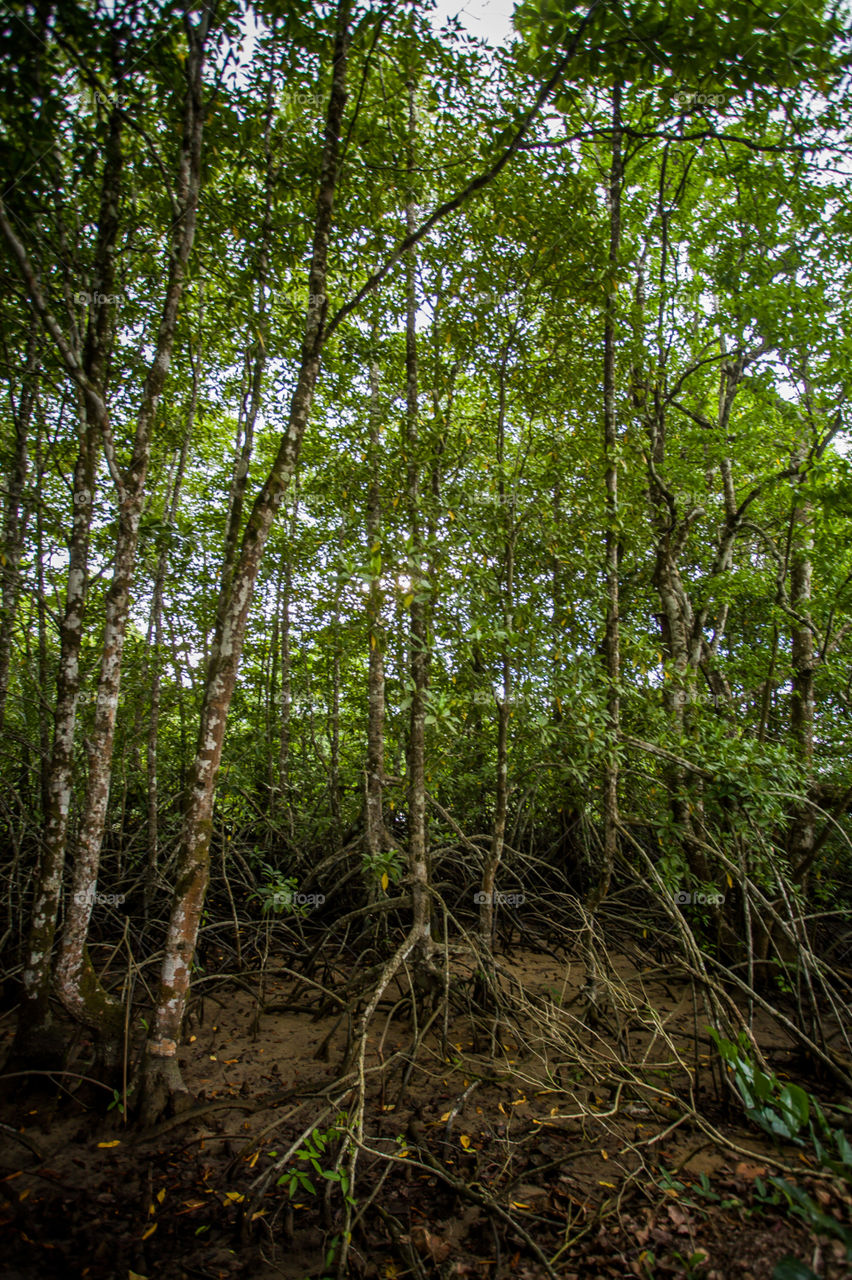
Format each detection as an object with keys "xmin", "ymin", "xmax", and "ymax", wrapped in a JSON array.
[
  {"xmin": 479, "ymin": 350, "xmax": 513, "ymax": 955},
  {"xmin": 588, "ymin": 80, "xmax": 621, "ymax": 915},
  {"xmin": 56, "ymin": 25, "xmax": 207, "ymax": 1044},
  {"xmin": 278, "ymin": 549, "xmax": 293, "ymax": 815},
  {"xmin": 330, "ymin": 524, "xmax": 344, "ymax": 833},
  {"xmin": 145, "ymin": 406, "xmax": 195, "ymax": 917},
  {"xmin": 364, "ymin": 359, "xmax": 386, "ymax": 863},
  {"xmin": 140, "ymin": 0, "xmax": 352, "ymax": 1118},
  {"xmin": 0, "ymin": 319, "xmax": 38, "ymax": 732},
  {"xmin": 1, "ymin": 100, "xmax": 123, "ymax": 1061},
  {"xmin": 403, "ymin": 83, "xmax": 431, "ymax": 956},
  {"xmin": 788, "ymin": 481, "xmax": 815, "ymax": 881}
]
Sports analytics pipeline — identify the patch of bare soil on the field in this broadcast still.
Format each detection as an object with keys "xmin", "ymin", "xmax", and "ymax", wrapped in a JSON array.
[{"xmin": 1, "ymin": 949, "xmax": 849, "ymax": 1280}]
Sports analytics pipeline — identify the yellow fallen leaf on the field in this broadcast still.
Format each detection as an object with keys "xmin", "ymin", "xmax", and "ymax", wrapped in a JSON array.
[
  {"xmin": 381, "ymin": 872, "xmax": 389, "ymax": 891},
  {"xmin": 459, "ymin": 1134, "xmax": 471, "ymax": 1150},
  {"xmin": 98, "ymin": 1140, "xmax": 121, "ymax": 1148},
  {"xmin": 156, "ymin": 1188, "xmax": 165, "ymax": 1204},
  {"xmin": 599, "ymin": 1181, "xmax": 615, "ymax": 1188},
  {"xmin": 225, "ymin": 1191, "xmax": 244, "ymax": 1202},
  {"xmin": 141, "ymin": 1223, "xmax": 157, "ymax": 1240},
  {"xmin": 440, "ymin": 1112, "xmax": 451, "ymax": 1122}
]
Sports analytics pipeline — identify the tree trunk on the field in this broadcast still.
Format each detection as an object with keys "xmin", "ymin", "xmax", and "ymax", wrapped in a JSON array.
[
  {"xmin": 788, "ymin": 477, "xmax": 815, "ymax": 882},
  {"xmin": 145, "ymin": 403, "xmax": 195, "ymax": 919},
  {"xmin": 0, "ymin": 318, "xmax": 38, "ymax": 733},
  {"xmin": 278, "ymin": 546, "xmax": 293, "ymax": 824},
  {"xmin": 403, "ymin": 82, "xmax": 432, "ymax": 960},
  {"xmin": 55, "ymin": 27, "xmax": 207, "ymax": 1053},
  {"xmin": 365, "ymin": 358, "xmax": 386, "ymax": 865},
  {"xmin": 479, "ymin": 348, "xmax": 514, "ymax": 954},
  {"xmin": 589, "ymin": 79, "xmax": 621, "ymax": 914},
  {"xmin": 140, "ymin": 0, "xmax": 353, "ymax": 1119},
  {"xmin": 1, "ymin": 100, "xmax": 124, "ymax": 1063}
]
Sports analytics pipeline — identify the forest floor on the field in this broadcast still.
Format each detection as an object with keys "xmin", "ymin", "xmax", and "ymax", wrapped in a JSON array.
[{"xmin": 1, "ymin": 946, "xmax": 850, "ymax": 1280}]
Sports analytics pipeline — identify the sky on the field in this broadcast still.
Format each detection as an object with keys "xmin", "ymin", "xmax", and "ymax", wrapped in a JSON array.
[{"xmin": 430, "ymin": 0, "xmax": 517, "ymax": 46}]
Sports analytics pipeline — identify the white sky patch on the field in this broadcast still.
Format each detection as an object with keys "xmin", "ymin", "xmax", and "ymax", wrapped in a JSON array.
[{"xmin": 430, "ymin": 0, "xmax": 517, "ymax": 47}]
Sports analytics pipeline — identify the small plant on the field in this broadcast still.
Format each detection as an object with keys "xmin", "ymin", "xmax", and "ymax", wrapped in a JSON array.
[
  {"xmin": 277, "ymin": 1118, "xmax": 356, "ymax": 1210},
  {"xmin": 362, "ymin": 846, "xmax": 403, "ymax": 894},
  {"xmin": 250, "ymin": 865, "xmax": 303, "ymax": 916},
  {"xmin": 709, "ymin": 1027, "xmax": 852, "ymax": 1278}
]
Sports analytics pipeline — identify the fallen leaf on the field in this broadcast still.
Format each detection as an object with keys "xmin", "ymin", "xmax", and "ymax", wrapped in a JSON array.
[{"xmin": 410, "ymin": 1225, "xmax": 451, "ymax": 1263}]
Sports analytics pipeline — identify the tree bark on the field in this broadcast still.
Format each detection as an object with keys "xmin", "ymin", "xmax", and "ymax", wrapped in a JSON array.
[
  {"xmin": 403, "ymin": 82, "xmax": 431, "ymax": 959},
  {"xmin": 365, "ymin": 358, "xmax": 386, "ymax": 864},
  {"xmin": 140, "ymin": 0, "xmax": 353, "ymax": 1118},
  {"xmin": 1, "ymin": 100, "xmax": 123, "ymax": 1062},
  {"xmin": 588, "ymin": 79, "xmax": 621, "ymax": 914},
  {"xmin": 479, "ymin": 348, "xmax": 514, "ymax": 954},
  {"xmin": 788, "ymin": 469, "xmax": 815, "ymax": 882},
  {"xmin": 0, "ymin": 318, "xmax": 38, "ymax": 733},
  {"xmin": 55, "ymin": 23, "xmax": 208, "ymax": 1051},
  {"xmin": 144, "ymin": 398, "xmax": 196, "ymax": 919}
]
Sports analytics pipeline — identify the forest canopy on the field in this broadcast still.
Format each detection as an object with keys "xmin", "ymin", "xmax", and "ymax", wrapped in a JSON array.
[{"xmin": 1, "ymin": 0, "xmax": 852, "ymax": 1275}]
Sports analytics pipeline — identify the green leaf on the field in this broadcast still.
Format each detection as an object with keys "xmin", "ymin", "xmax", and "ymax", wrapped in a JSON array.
[{"xmin": 772, "ymin": 1258, "xmax": 819, "ymax": 1280}]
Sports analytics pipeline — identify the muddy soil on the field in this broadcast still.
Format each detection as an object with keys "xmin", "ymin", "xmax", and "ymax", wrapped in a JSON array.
[{"xmin": 1, "ymin": 949, "xmax": 849, "ymax": 1280}]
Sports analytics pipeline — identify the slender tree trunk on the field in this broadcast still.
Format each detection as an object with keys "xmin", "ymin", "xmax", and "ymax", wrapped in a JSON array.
[
  {"xmin": 34, "ymin": 418, "xmax": 51, "ymax": 821},
  {"xmin": 788, "ymin": 479, "xmax": 815, "ymax": 882},
  {"xmin": 589, "ymin": 79, "xmax": 621, "ymax": 914},
  {"xmin": 140, "ymin": 0, "xmax": 352, "ymax": 1117},
  {"xmin": 365, "ymin": 358, "xmax": 386, "ymax": 864},
  {"xmin": 0, "ymin": 319, "xmax": 38, "ymax": 732},
  {"xmin": 479, "ymin": 349, "xmax": 514, "ymax": 954},
  {"xmin": 403, "ymin": 82, "xmax": 431, "ymax": 959},
  {"xmin": 2, "ymin": 100, "xmax": 123, "ymax": 1062},
  {"xmin": 278, "ymin": 547, "xmax": 293, "ymax": 822},
  {"xmin": 55, "ymin": 28, "xmax": 207, "ymax": 1051},
  {"xmin": 144, "ymin": 404, "xmax": 195, "ymax": 918},
  {"xmin": 329, "ymin": 524, "xmax": 344, "ymax": 835}
]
